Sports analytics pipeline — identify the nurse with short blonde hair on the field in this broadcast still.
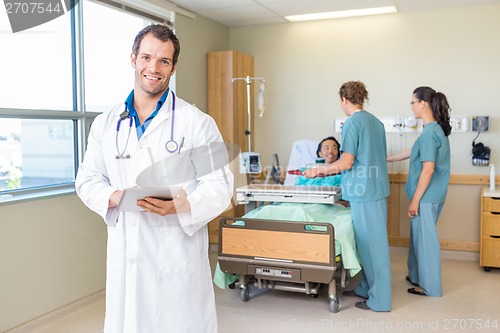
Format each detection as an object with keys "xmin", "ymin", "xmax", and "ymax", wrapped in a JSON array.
[{"xmin": 303, "ymin": 81, "xmax": 391, "ymax": 312}]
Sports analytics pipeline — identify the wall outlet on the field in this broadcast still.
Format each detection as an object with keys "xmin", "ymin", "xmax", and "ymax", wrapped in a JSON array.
[
  {"xmin": 450, "ymin": 117, "xmax": 469, "ymax": 132},
  {"xmin": 380, "ymin": 117, "xmax": 422, "ymax": 133},
  {"xmin": 334, "ymin": 118, "xmax": 347, "ymax": 133},
  {"xmin": 472, "ymin": 116, "xmax": 489, "ymax": 132}
]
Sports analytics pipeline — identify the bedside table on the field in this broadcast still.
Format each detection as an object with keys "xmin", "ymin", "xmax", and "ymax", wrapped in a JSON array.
[{"xmin": 480, "ymin": 188, "xmax": 500, "ymax": 271}]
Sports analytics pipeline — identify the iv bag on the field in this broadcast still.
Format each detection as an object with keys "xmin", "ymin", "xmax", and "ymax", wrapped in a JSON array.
[{"xmin": 258, "ymin": 81, "xmax": 265, "ymax": 118}]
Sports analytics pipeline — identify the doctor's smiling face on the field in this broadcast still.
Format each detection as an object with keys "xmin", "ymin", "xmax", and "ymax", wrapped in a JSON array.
[{"xmin": 131, "ymin": 33, "xmax": 177, "ymax": 98}]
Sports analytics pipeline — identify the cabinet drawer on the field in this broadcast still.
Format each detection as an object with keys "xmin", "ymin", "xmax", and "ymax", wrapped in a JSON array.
[
  {"xmin": 484, "ymin": 197, "xmax": 500, "ymax": 213},
  {"xmin": 483, "ymin": 213, "xmax": 500, "ymax": 236},
  {"xmin": 481, "ymin": 237, "xmax": 500, "ymax": 268}
]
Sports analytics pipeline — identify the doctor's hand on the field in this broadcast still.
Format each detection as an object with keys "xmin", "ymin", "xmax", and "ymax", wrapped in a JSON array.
[
  {"xmin": 109, "ymin": 190, "xmax": 124, "ymax": 208},
  {"xmin": 138, "ymin": 190, "xmax": 191, "ymax": 216}
]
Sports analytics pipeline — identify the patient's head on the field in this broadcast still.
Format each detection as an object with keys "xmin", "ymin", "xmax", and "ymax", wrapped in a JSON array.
[{"xmin": 316, "ymin": 136, "xmax": 340, "ymax": 164}]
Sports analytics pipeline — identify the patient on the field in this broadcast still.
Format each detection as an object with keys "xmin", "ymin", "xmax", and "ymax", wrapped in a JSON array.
[
  {"xmin": 214, "ymin": 136, "xmax": 356, "ymax": 290},
  {"xmin": 295, "ymin": 136, "xmax": 342, "ymax": 187},
  {"xmin": 316, "ymin": 136, "xmax": 341, "ymax": 164}
]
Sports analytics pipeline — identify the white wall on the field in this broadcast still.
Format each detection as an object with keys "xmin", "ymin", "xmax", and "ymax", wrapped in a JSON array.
[
  {"xmin": 175, "ymin": 14, "xmax": 229, "ymax": 112},
  {"xmin": 0, "ymin": 195, "xmax": 106, "ymax": 332},
  {"xmin": 229, "ymin": 5, "xmax": 500, "ymax": 173}
]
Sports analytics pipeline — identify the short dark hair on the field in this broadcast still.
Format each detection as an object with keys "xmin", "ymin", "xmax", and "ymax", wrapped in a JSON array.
[
  {"xmin": 132, "ymin": 24, "xmax": 180, "ymax": 65},
  {"xmin": 316, "ymin": 136, "xmax": 340, "ymax": 157}
]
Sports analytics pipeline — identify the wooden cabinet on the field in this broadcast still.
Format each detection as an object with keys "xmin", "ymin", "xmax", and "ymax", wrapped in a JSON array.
[
  {"xmin": 207, "ymin": 50, "xmax": 255, "ymax": 244},
  {"xmin": 480, "ymin": 188, "xmax": 500, "ymax": 271}
]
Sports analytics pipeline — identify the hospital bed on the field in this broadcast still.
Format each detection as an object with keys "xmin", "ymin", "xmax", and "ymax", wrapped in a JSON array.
[{"xmin": 215, "ymin": 141, "xmax": 361, "ymax": 312}]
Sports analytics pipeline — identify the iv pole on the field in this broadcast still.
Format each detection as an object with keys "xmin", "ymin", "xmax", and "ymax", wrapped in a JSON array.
[{"xmin": 232, "ymin": 75, "xmax": 265, "ymax": 152}]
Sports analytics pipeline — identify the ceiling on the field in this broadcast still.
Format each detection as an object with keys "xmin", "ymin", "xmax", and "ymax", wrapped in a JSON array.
[{"xmin": 168, "ymin": 0, "xmax": 500, "ymax": 27}]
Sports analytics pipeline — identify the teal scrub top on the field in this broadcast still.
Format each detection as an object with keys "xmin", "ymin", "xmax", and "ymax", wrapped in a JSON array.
[
  {"xmin": 340, "ymin": 111, "xmax": 390, "ymax": 203},
  {"xmin": 295, "ymin": 173, "xmax": 342, "ymax": 187},
  {"xmin": 406, "ymin": 121, "xmax": 450, "ymax": 204}
]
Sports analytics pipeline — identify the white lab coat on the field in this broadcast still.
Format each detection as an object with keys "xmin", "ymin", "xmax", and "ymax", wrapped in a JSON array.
[{"xmin": 76, "ymin": 92, "xmax": 233, "ymax": 333}]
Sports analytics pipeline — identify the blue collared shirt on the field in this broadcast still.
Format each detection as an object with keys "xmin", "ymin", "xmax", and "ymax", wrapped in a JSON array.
[{"xmin": 124, "ymin": 88, "xmax": 170, "ymax": 140}]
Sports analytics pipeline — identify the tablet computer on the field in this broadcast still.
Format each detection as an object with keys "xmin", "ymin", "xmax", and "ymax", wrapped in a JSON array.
[{"xmin": 117, "ymin": 187, "xmax": 182, "ymax": 212}]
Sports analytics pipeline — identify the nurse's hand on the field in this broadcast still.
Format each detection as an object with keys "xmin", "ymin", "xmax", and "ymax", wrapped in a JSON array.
[
  {"xmin": 302, "ymin": 166, "xmax": 327, "ymax": 178},
  {"xmin": 408, "ymin": 199, "xmax": 419, "ymax": 218},
  {"xmin": 138, "ymin": 189, "xmax": 191, "ymax": 216}
]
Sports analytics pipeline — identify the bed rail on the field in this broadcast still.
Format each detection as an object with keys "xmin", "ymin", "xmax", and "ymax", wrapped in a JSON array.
[{"xmin": 235, "ymin": 184, "xmax": 341, "ymax": 205}]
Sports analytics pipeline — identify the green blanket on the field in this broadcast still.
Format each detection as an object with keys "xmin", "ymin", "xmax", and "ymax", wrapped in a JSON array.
[{"xmin": 214, "ymin": 203, "xmax": 361, "ymax": 289}]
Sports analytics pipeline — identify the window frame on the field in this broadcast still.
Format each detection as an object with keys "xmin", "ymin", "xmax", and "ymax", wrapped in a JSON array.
[
  {"xmin": 0, "ymin": 0, "xmax": 174, "ymax": 204},
  {"xmin": 0, "ymin": 107, "xmax": 100, "ymax": 204}
]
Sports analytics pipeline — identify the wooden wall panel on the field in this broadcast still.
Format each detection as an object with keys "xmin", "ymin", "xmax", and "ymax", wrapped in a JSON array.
[{"xmin": 207, "ymin": 50, "xmax": 254, "ymax": 244}]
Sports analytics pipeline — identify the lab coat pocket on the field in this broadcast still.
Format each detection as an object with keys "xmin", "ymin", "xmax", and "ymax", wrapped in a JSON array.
[
  {"xmin": 106, "ymin": 225, "xmax": 126, "ymax": 272},
  {"xmin": 158, "ymin": 224, "xmax": 203, "ymax": 275}
]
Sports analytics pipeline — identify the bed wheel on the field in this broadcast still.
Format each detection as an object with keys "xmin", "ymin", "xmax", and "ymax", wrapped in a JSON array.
[
  {"xmin": 484, "ymin": 267, "xmax": 492, "ymax": 272},
  {"xmin": 228, "ymin": 282, "xmax": 236, "ymax": 289},
  {"xmin": 240, "ymin": 286, "xmax": 250, "ymax": 302},
  {"xmin": 329, "ymin": 296, "xmax": 341, "ymax": 313},
  {"xmin": 311, "ymin": 293, "xmax": 319, "ymax": 298}
]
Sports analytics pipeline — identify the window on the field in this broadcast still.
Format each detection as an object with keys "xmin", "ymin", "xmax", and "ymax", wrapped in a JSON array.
[
  {"xmin": 0, "ymin": 0, "xmax": 174, "ymax": 199},
  {"xmin": 0, "ymin": 11, "xmax": 73, "ymax": 110},
  {"xmin": 0, "ymin": 118, "xmax": 75, "ymax": 191},
  {"xmin": 83, "ymin": 1, "xmax": 150, "ymax": 112}
]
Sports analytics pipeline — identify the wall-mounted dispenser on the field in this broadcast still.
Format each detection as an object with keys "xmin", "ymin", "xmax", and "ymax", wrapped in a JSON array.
[
  {"xmin": 471, "ymin": 116, "xmax": 490, "ymax": 166},
  {"xmin": 472, "ymin": 116, "xmax": 489, "ymax": 132}
]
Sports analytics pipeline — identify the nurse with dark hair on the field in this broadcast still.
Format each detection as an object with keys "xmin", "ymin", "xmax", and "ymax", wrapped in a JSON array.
[{"xmin": 388, "ymin": 86, "xmax": 451, "ymax": 297}]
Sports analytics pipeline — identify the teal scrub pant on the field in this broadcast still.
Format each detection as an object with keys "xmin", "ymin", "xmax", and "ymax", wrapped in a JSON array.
[
  {"xmin": 351, "ymin": 198, "xmax": 392, "ymax": 311},
  {"xmin": 407, "ymin": 202, "xmax": 444, "ymax": 296}
]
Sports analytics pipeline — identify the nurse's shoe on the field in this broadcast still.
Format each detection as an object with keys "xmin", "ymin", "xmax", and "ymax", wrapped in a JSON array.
[
  {"xmin": 343, "ymin": 290, "xmax": 367, "ymax": 299},
  {"xmin": 355, "ymin": 301, "xmax": 371, "ymax": 310},
  {"xmin": 407, "ymin": 287, "xmax": 426, "ymax": 296}
]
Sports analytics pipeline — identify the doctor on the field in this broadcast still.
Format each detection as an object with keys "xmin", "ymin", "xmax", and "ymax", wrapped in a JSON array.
[{"xmin": 76, "ymin": 24, "xmax": 233, "ymax": 333}]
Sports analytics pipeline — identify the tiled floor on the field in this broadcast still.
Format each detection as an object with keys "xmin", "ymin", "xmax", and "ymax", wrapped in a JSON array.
[{"xmin": 7, "ymin": 247, "xmax": 500, "ymax": 333}]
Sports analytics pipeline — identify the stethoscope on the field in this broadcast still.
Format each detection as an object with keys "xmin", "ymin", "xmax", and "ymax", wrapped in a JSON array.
[{"xmin": 115, "ymin": 91, "xmax": 180, "ymax": 159}]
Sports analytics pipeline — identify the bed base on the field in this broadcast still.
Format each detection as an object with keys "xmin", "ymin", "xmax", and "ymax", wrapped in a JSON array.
[{"xmin": 218, "ymin": 217, "xmax": 350, "ymax": 312}]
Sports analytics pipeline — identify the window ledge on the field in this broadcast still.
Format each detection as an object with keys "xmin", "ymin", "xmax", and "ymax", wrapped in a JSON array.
[{"xmin": 0, "ymin": 185, "xmax": 76, "ymax": 205}]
